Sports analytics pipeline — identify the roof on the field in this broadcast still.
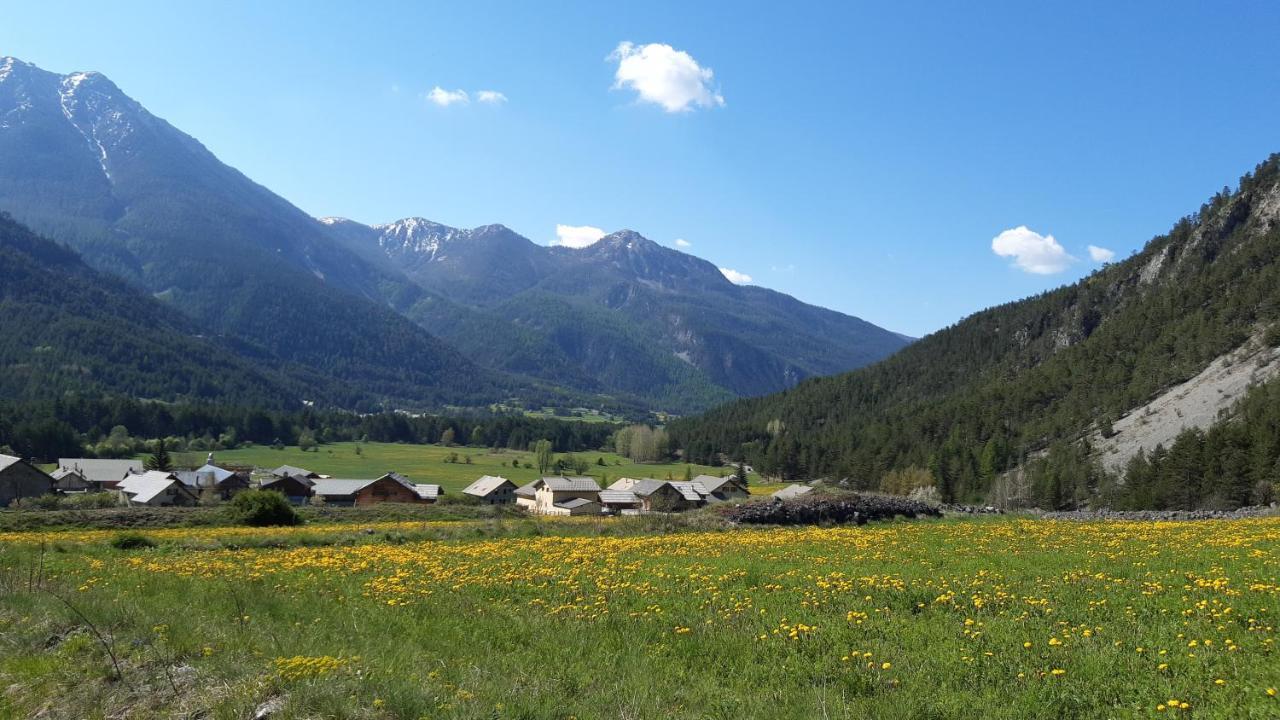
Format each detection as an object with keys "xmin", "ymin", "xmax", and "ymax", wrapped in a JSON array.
[
  {"xmin": 541, "ymin": 476, "xmax": 601, "ymax": 492},
  {"xmin": 598, "ymin": 490, "xmax": 641, "ymax": 505},
  {"xmin": 514, "ymin": 480, "xmax": 539, "ymax": 497},
  {"xmin": 668, "ymin": 481, "xmax": 709, "ymax": 501},
  {"xmin": 175, "ymin": 464, "xmax": 239, "ymax": 488},
  {"xmin": 412, "ymin": 484, "xmax": 442, "ymax": 500},
  {"xmin": 117, "ymin": 471, "xmax": 182, "ymax": 504},
  {"xmin": 50, "ymin": 467, "xmax": 84, "ymax": 480},
  {"xmin": 694, "ymin": 475, "xmax": 743, "ymax": 493},
  {"xmin": 0, "ymin": 454, "xmax": 23, "ymax": 472},
  {"xmin": 607, "ymin": 477, "xmax": 641, "ymax": 491},
  {"xmin": 463, "ymin": 475, "xmax": 514, "ymax": 497},
  {"xmin": 772, "ymin": 484, "xmax": 814, "ymax": 500},
  {"xmin": 555, "ymin": 497, "xmax": 598, "ymax": 509},
  {"xmin": 261, "ymin": 474, "xmax": 315, "ymax": 488},
  {"xmin": 57, "ymin": 458, "xmax": 143, "ymax": 484},
  {"xmin": 626, "ymin": 479, "xmax": 671, "ymax": 497},
  {"xmin": 272, "ymin": 465, "xmax": 316, "ymax": 478},
  {"xmin": 310, "ymin": 478, "xmax": 377, "ymax": 496}
]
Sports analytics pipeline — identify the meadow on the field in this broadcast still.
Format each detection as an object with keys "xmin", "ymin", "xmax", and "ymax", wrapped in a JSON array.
[
  {"xmin": 0, "ymin": 516, "xmax": 1276, "ymax": 718},
  {"xmin": 164, "ymin": 442, "xmax": 767, "ymax": 494}
]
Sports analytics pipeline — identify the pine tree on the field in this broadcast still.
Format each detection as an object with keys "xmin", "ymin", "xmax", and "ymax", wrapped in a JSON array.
[{"xmin": 144, "ymin": 439, "xmax": 173, "ymax": 472}]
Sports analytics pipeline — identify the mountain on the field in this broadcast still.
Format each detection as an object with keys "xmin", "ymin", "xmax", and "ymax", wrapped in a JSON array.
[
  {"xmin": 322, "ymin": 218, "xmax": 912, "ymax": 413},
  {"xmin": 0, "ymin": 57, "xmax": 509, "ymax": 411},
  {"xmin": 0, "ymin": 212, "xmax": 300, "ymax": 406},
  {"xmin": 671, "ymin": 154, "xmax": 1280, "ymax": 510},
  {"xmin": 0, "ymin": 55, "xmax": 907, "ymax": 415}
]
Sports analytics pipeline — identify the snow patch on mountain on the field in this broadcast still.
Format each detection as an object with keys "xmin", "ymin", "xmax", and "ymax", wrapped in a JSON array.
[{"xmin": 372, "ymin": 217, "xmax": 470, "ymax": 262}]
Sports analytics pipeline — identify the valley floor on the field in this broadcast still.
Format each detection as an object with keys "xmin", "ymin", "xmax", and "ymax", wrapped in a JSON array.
[
  {"xmin": 0, "ymin": 516, "xmax": 1277, "ymax": 719},
  {"xmin": 161, "ymin": 442, "xmax": 756, "ymax": 494}
]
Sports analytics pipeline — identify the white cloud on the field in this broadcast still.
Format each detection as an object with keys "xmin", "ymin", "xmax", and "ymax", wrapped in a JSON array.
[
  {"xmin": 476, "ymin": 90, "xmax": 508, "ymax": 104},
  {"xmin": 554, "ymin": 224, "xmax": 607, "ymax": 249},
  {"xmin": 1087, "ymin": 245, "xmax": 1116, "ymax": 263},
  {"xmin": 609, "ymin": 41, "xmax": 724, "ymax": 113},
  {"xmin": 991, "ymin": 226, "xmax": 1075, "ymax": 274},
  {"xmin": 674, "ymin": 238, "xmax": 691, "ymax": 248},
  {"xmin": 427, "ymin": 86, "xmax": 469, "ymax": 107},
  {"xmin": 719, "ymin": 267, "xmax": 753, "ymax": 284}
]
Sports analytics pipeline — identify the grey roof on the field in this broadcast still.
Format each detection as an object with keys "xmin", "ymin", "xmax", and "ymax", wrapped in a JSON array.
[
  {"xmin": 0, "ymin": 454, "xmax": 23, "ymax": 472},
  {"xmin": 556, "ymin": 497, "xmax": 598, "ymax": 509},
  {"xmin": 541, "ymin": 476, "xmax": 601, "ymax": 492},
  {"xmin": 514, "ymin": 480, "xmax": 539, "ymax": 497},
  {"xmin": 772, "ymin": 484, "xmax": 814, "ymax": 500},
  {"xmin": 625, "ymin": 479, "xmax": 671, "ymax": 497},
  {"xmin": 117, "ymin": 471, "xmax": 183, "ymax": 504},
  {"xmin": 272, "ymin": 465, "xmax": 317, "ymax": 478},
  {"xmin": 58, "ymin": 459, "xmax": 143, "ymax": 484},
  {"xmin": 668, "ymin": 481, "xmax": 709, "ymax": 501},
  {"xmin": 50, "ymin": 467, "xmax": 84, "ymax": 480},
  {"xmin": 412, "ymin": 484, "xmax": 442, "ymax": 500},
  {"xmin": 598, "ymin": 490, "xmax": 641, "ymax": 505},
  {"xmin": 694, "ymin": 475, "xmax": 743, "ymax": 493},
  {"xmin": 311, "ymin": 478, "xmax": 377, "ymax": 496},
  {"xmin": 463, "ymin": 475, "xmax": 514, "ymax": 497},
  {"xmin": 175, "ymin": 464, "xmax": 238, "ymax": 488}
]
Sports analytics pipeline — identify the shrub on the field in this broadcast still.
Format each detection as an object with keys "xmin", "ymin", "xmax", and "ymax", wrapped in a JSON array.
[
  {"xmin": 110, "ymin": 532, "xmax": 156, "ymax": 550},
  {"xmin": 230, "ymin": 490, "xmax": 303, "ymax": 527}
]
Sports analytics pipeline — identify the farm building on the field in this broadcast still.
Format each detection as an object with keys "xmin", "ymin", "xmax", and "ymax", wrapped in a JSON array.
[
  {"xmin": 0, "ymin": 454, "xmax": 54, "ymax": 507},
  {"xmin": 310, "ymin": 473, "xmax": 441, "ymax": 506},
  {"xmin": 543, "ymin": 496, "xmax": 601, "ymax": 516},
  {"xmin": 531, "ymin": 476, "xmax": 601, "ymax": 515},
  {"xmin": 175, "ymin": 463, "xmax": 250, "ymax": 500},
  {"xmin": 259, "ymin": 474, "xmax": 316, "ymax": 505},
  {"xmin": 49, "ymin": 467, "xmax": 93, "ymax": 493},
  {"xmin": 598, "ymin": 489, "xmax": 642, "ymax": 514},
  {"xmin": 694, "ymin": 475, "xmax": 749, "ymax": 502},
  {"xmin": 462, "ymin": 475, "xmax": 517, "ymax": 504},
  {"xmin": 611, "ymin": 478, "xmax": 703, "ymax": 512},
  {"xmin": 271, "ymin": 465, "xmax": 320, "ymax": 480},
  {"xmin": 773, "ymin": 484, "xmax": 814, "ymax": 500},
  {"xmin": 514, "ymin": 481, "xmax": 539, "ymax": 511},
  {"xmin": 56, "ymin": 459, "xmax": 142, "ymax": 489},
  {"xmin": 116, "ymin": 471, "xmax": 198, "ymax": 507}
]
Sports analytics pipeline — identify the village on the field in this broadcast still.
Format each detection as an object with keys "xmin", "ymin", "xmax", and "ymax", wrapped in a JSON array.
[{"xmin": 0, "ymin": 452, "xmax": 814, "ymax": 514}]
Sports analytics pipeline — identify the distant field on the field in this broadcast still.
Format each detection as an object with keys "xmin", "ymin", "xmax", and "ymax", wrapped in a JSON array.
[
  {"xmin": 1, "ymin": 517, "xmax": 1276, "ymax": 718},
  {"xmin": 164, "ymin": 441, "xmax": 755, "ymax": 492}
]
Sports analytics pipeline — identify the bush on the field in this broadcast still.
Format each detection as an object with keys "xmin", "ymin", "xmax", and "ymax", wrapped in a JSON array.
[
  {"xmin": 63, "ymin": 492, "xmax": 118, "ymax": 510},
  {"xmin": 229, "ymin": 490, "xmax": 303, "ymax": 527},
  {"xmin": 110, "ymin": 532, "xmax": 156, "ymax": 550}
]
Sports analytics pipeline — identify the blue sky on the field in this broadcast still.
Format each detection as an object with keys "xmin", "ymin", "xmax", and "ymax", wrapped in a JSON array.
[{"xmin": 4, "ymin": 1, "xmax": 1279, "ymax": 336}]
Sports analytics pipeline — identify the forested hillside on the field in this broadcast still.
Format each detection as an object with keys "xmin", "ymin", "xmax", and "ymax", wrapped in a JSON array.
[
  {"xmin": 0, "ymin": 57, "xmax": 518, "ymax": 412},
  {"xmin": 326, "ymin": 220, "xmax": 911, "ymax": 412},
  {"xmin": 0, "ymin": 213, "xmax": 303, "ymax": 408},
  {"xmin": 672, "ymin": 154, "xmax": 1280, "ymax": 509}
]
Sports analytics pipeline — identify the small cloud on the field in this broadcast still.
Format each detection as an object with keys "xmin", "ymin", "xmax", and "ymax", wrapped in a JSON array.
[
  {"xmin": 476, "ymin": 90, "xmax": 508, "ymax": 104},
  {"xmin": 771, "ymin": 263, "xmax": 796, "ymax": 273},
  {"xmin": 609, "ymin": 41, "xmax": 724, "ymax": 113},
  {"xmin": 554, "ymin": 224, "xmax": 606, "ymax": 249},
  {"xmin": 1087, "ymin": 245, "xmax": 1116, "ymax": 263},
  {"xmin": 719, "ymin": 267, "xmax": 752, "ymax": 284},
  {"xmin": 991, "ymin": 226, "xmax": 1075, "ymax": 274},
  {"xmin": 674, "ymin": 238, "xmax": 692, "ymax": 248},
  {"xmin": 390, "ymin": 83, "xmax": 401, "ymax": 94},
  {"xmin": 427, "ymin": 86, "xmax": 469, "ymax": 107}
]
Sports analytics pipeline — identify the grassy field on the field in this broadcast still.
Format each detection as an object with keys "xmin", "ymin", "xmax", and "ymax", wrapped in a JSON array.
[
  {"xmin": 163, "ymin": 441, "xmax": 757, "ymax": 493},
  {"xmin": 1, "ymin": 516, "xmax": 1277, "ymax": 718}
]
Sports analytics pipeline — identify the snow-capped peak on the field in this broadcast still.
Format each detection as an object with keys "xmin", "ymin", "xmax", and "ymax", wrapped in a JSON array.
[{"xmin": 372, "ymin": 217, "xmax": 464, "ymax": 261}]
